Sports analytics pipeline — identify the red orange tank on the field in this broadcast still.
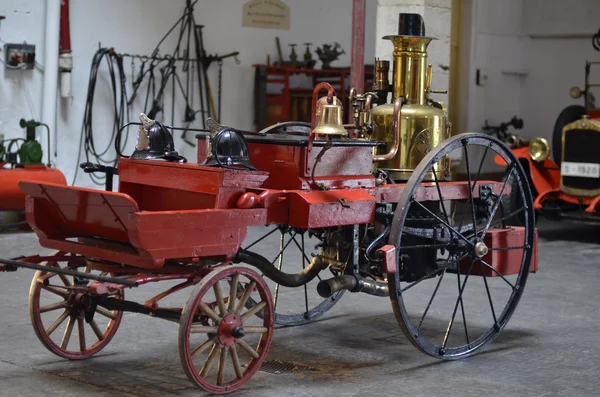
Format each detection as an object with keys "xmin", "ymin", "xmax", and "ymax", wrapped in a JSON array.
[{"xmin": 0, "ymin": 165, "xmax": 66, "ymax": 210}]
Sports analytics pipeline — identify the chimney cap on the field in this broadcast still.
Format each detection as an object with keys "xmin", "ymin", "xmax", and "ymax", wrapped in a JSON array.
[{"xmin": 398, "ymin": 13, "xmax": 426, "ymax": 37}]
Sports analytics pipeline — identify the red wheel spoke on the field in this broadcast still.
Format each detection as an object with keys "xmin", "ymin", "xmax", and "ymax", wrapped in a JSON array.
[
  {"xmin": 96, "ymin": 307, "xmax": 117, "ymax": 320},
  {"xmin": 213, "ymin": 283, "xmax": 227, "ymax": 317},
  {"xmin": 227, "ymin": 275, "xmax": 239, "ymax": 312},
  {"xmin": 60, "ymin": 316, "xmax": 76, "ymax": 349},
  {"xmin": 42, "ymin": 285, "xmax": 69, "ymax": 299},
  {"xmin": 200, "ymin": 344, "xmax": 221, "ymax": 377},
  {"xmin": 46, "ymin": 310, "xmax": 70, "ymax": 336},
  {"xmin": 237, "ymin": 339, "xmax": 259, "ymax": 359},
  {"xmin": 58, "ymin": 273, "xmax": 71, "ymax": 287},
  {"xmin": 217, "ymin": 347, "xmax": 228, "ymax": 386},
  {"xmin": 77, "ymin": 317, "xmax": 86, "ymax": 352},
  {"xmin": 243, "ymin": 326, "xmax": 268, "ymax": 334},
  {"xmin": 197, "ymin": 301, "xmax": 222, "ymax": 323},
  {"xmin": 241, "ymin": 301, "xmax": 266, "ymax": 322},
  {"xmin": 235, "ymin": 281, "xmax": 256, "ymax": 315},
  {"xmin": 230, "ymin": 345, "xmax": 244, "ymax": 379},
  {"xmin": 190, "ymin": 326, "xmax": 218, "ymax": 334},
  {"xmin": 40, "ymin": 301, "xmax": 67, "ymax": 313},
  {"xmin": 89, "ymin": 320, "xmax": 105, "ymax": 341},
  {"xmin": 192, "ymin": 337, "xmax": 217, "ymax": 358}
]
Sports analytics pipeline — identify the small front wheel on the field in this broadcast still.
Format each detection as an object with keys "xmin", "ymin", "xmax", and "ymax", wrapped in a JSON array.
[
  {"xmin": 178, "ymin": 265, "xmax": 274, "ymax": 394},
  {"xmin": 29, "ymin": 252, "xmax": 124, "ymax": 360}
]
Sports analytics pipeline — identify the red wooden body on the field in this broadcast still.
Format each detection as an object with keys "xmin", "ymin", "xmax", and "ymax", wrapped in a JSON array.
[{"xmin": 19, "ymin": 145, "xmax": 525, "ymax": 275}]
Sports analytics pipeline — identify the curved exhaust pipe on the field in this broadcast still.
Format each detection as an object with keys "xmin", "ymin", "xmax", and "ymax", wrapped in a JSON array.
[
  {"xmin": 233, "ymin": 250, "xmax": 327, "ymax": 288},
  {"xmin": 317, "ymin": 275, "xmax": 389, "ymax": 298}
]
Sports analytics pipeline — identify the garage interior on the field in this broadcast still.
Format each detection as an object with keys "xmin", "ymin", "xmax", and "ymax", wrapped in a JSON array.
[{"xmin": 1, "ymin": 0, "xmax": 600, "ymax": 396}]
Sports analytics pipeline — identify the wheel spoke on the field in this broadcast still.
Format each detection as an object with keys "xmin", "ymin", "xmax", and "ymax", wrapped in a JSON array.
[
  {"xmin": 401, "ymin": 254, "xmax": 469, "ymax": 293},
  {"xmin": 455, "ymin": 145, "xmax": 490, "ymax": 233},
  {"xmin": 399, "ymin": 243, "xmax": 452, "ymax": 250},
  {"xmin": 96, "ymin": 307, "xmax": 117, "ymax": 320},
  {"xmin": 237, "ymin": 339, "xmax": 259, "ymax": 359},
  {"xmin": 482, "ymin": 207, "xmax": 525, "ymax": 232},
  {"xmin": 192, "ymin": 336, "xmax": 217, "ymax": 358},
  {"xmin": 242, "ymin": 227, "xmax": 279, "ymax": 251},
  {"xmin": 227, "ymin": 275, "xmax": 239, "ymax": 312},
  {"xmin": 46, "ymin": 310, "xmax": 69, "ymax": 336},
  {"xmin": 411, "ymin": 199, "xmax": 473, "ymax": 247},
  {"xmin": 457, "ymin": 260, "xmax": 471, "ymax": 346},
  {"xmin": 480, "ymin": 164, "xmax": 516, "ymax": 238},
  {"xmin": 442, "ymin": 259, "xmax": 475, "ymax": 349},
  {"xmin": 243, "ymin": 326, "xmax": 268, "ymax": 334},
  {"xmin": 417, "ymin": 269, "xmax": 446, "ymax": 330},
  {"xmin": 480, "ymin": 259, "xmax": 499, "ymax": 329},
  {"xmin": 241, "ymin": 301, "xmax": 266, "ymax": 322},
  {"xmin": 273, "ymin": 232, "xmax": 288, "ymax": 312},
  {"xmin": 489, "ymin": 246, "xmax": 527, "ymax": 251},
  {"xmin": 60, "ymin": 316, "xmax": 75, "ymax": 349},
  {"xmin": 89, "ymin": 320, "xmax": 105, "ymax": 341},
  {"xmin": 230, "ymin": 345, "xmax": 244, "ymax": 379},
  {"xmin": 480, "ymin": 260, "xmax": 516, "ymax": 290},
  {"xmin": 42, "ymin": 285, "xmax": 69, "ymax": 299},
  {"xmin": 463, "ymin": 143, "xmax": 479, "ymax": 232},
  {"xmin": 77, "ymin": 317, "xmax": 86, "ymax": 352},
  {"xmin": 301, "ymin": 234, "xmax": 309, "ymax": 317},
  {"xmin": 270, "ymin": 232, "xmax": 295, "ymax": 266},
  {"xmin": 40, "ymin": 301, "xmax": 67, "ymax": 313},
  {"xmin": 190, "ymin": 326, "xmax": 219, "ymax": 334},
  {"xmin": 200, "ymin": 344, "xmax": 221, "ymax": 377},
  {"xmin": 235, "ymin": 281, "xmax": 256, "ymax": 315},
  {"xmin": 432, "ymin": 161, "xmax": 450, "ymax": 225},
  {"xmin": 198, "ymin": 301, "xmax": 222, "ymax": 323},
  {"xmin": 217, "ymin": 347, "xmax": 228, "ymax": 386},
  {"xmin": 58, "ymin": 273, "xmax": 71, "ymax": 287},
  {"xmin": 214, "ymin": 282, "xmax": 227, "ymax": 317}
]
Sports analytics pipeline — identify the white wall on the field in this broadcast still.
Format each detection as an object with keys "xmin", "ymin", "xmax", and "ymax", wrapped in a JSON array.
[
  {"xmin": 0, "ymin": 0, "xmax": 377, "ymax": 187},
  {"xmin": 521, "ymin": 0, "xmax": 600, "ymax": 141},
  {"xmin": 461, "ymin": 0, "xmax": 525, "ymax": 134},
  {"xmin": 461, "ymin": 0, "xmax": 600, "ymax": 141}
]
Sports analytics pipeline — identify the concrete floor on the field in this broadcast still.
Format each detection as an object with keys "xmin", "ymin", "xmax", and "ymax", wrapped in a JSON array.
[{"xmin": 0, "ymin": 219, "xmax": 599, "ymax": 397}]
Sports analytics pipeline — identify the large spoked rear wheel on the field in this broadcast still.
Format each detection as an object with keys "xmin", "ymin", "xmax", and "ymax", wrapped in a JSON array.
[
  {"xmin": 179, "ymin": 265, "xmax": 274, "ymax": 394},
  {"xmin": 29, "ymin": 252, "xmax": 124, "ymax": 360},
  {"xmin": 389, "ymin": 133, "xmax": 535, "ymax": 360},
  {"xmin": 242, "ymin": 226, "xmax": 343, "ymax": 326}
]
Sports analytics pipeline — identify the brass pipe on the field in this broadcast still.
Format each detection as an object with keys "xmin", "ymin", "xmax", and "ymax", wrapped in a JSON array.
[
  {"xmin": 426, "ymin": 64, "xmax": 433, "ymax": 91},
  {"xmin": 373, "ymin": 96, "xmax": 404, "ymax": 161}
]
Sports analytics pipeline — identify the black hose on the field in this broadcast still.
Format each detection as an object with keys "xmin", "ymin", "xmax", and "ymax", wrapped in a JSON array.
[
  {"xmin": 233, "ymin": 249, "xmax": 327, "ymax": 287},
  {"xmin": 317, "ymin": 274, "xmax": 389, "ymax": 298},
  {"xmin": 365, "ymin": 225, "xmax": 390, "ymax": 262}
]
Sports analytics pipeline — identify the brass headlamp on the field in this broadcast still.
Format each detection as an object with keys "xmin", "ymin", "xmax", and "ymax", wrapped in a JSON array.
[{"xmin": 529, "ymin": 137, "xmax": 550, "ymax": 162}]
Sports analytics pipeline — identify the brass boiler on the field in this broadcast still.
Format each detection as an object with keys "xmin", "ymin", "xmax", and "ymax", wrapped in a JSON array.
[{"xmin": 371, "ymin": 14, "xmax": 450, "ymax": 181}]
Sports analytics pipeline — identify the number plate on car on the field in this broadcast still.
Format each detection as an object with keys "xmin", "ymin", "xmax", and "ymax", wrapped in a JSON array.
[{"xmin": 561, "ymin": 162, "xmax": 600, "ymax": 178}]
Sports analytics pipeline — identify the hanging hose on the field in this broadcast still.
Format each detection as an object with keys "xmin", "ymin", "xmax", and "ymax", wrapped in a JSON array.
[{"xmin": 72, "ymin": 48, "xmax": 129, "ymax": 186}]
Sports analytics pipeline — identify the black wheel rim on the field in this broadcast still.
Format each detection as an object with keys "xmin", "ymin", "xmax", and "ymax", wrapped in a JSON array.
[
  {"xmin": 242, "ymin": 226, "xmax": 344, "ymax": 326},
  {"xmin": 388, "ymin": 133, "xmax": 535, "ymax": 359}
]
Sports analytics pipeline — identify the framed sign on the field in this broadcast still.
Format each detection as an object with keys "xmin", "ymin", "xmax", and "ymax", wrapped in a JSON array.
[{"xmin": 243, "ymin": 0, "xmax": 290, "ymax": 30}]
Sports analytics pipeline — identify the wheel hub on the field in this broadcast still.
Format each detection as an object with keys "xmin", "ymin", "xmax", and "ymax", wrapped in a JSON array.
[
  {"xmin": 474, "ymin": 241, "xmax": 489, "ymax": 258},
  {"xmin": 217, "ymin": 313, "xmax": 243, "ymax": 347}
]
